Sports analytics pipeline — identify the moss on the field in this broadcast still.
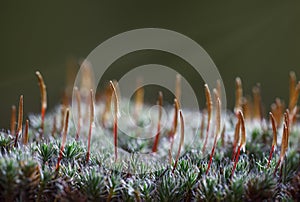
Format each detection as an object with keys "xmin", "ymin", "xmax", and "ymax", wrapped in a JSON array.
[{"xmin": 0, "ymin": 71, "xmax": 300, "ymax": 201}]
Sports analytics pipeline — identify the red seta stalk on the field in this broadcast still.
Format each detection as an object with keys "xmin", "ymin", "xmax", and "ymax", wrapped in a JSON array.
[
  {"xmin": 232, "ymin": 118, "xmax": 241, "ymax": 161},
  {"xmin": 86, "ymin": 90, "xmax": 94, "ymax": 163},
  {"xmin": 74, "ymin": 87, "xmax": 81, "ymax": 141},
  {"xmin": 168, "ymin": 99, "xmax": 179, "ymax": 161},
  {"xmin": 110, "ymin": 81, "xmax": 119, "ymax": 161},
  {"xmin": 36, "ymin": 71, "xmax": 47, "ymax": 138},
  {"xmin": 56, "ymin": 108, "xmax": 70, "ymax": 172},
  {"xmin": 231, "ymin": 110, "xmax": 246, "ymax": 179},
  {"xmin": 172, "ymin": 110, "xmax": 184, "ymax": 173},
  {"xmin": 267, "ymin": 112, "xmax": 277, "ymax": 168},
  {"xmin": 206, "ymin": 90, "xmax": 221, "ymax": 174},
  {"xmin": 14, "ymin": 95, "xmax": 23, "ymax": 147},
  {"xmin": 152, "ymin": 92, "xmax": 163, "ymax": 153},
  {"xmin": 202, "ymin": 84, "xmax": 212, "ymax": 153},
  {"xmin": 274, "ymin": 117, "xmax": 289, "ymax": 175},
  {"xmin": 231, "ymin": 145, "xmax": 242, "ymax": 178},
  {"xmin": 23, "ymin": 119, "xmax": 29, "ymax": 145}
]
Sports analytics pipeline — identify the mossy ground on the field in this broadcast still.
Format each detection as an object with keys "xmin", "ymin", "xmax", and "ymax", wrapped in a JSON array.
[{"xmin": 0, "ymin": 102, "xmax": 299, "ymax": 201}]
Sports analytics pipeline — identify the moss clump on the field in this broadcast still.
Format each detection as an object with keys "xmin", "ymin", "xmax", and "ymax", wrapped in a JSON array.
[{"xmin": 0, "ymin": 71, "xmax": 300, "ymax": 201}]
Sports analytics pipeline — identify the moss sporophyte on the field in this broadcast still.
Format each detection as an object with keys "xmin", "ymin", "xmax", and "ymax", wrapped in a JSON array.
[{"xmin": 0, "ymin": 71, "xmax": 300, "ymax": 201}]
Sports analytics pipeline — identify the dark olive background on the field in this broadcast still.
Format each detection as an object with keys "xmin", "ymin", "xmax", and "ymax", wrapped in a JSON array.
[{"xmin": 0, "ymin": 1, "xmax": 299, "ymax": 128}]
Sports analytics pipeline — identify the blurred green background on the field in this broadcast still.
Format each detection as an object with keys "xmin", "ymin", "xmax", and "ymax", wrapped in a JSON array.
[{"xmin": 0, "ymin": 1, "xmax": 299, "ymax": 128}]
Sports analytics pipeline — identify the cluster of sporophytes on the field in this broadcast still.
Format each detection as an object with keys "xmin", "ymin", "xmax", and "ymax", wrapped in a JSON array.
[{"xmin": 0, "ymin": 69, "xmax": 300, "ymax": 201}]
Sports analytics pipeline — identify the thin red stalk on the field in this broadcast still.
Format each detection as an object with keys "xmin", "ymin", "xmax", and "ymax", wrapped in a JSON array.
[
  {"xmin": 59, "ymin": 92, "xmax": 69, "ymax": 133},
  {"xmin": 232, "ymin": 119, "xmax": 241, "ymax": 161},
  {"xmin": 274, "ymin": 119, "xmax": 289, "ymax": 175},
  {"xmin": 231, "ymin": 145, "xmax": 241, "ymax": 179},
  {"xmin": 86, "ymin": 90, "xmax": 94, "ymax": 163},
  {"xmin": 206, "ymin": 94, "xmax": 221, "ymax": 174},
  {"xmin": 169, "ymin": 99, "xmax": 179, "ymax": 164},
  {"xmin": 206, "ymin": 145, "xmax": 216, "ymax": 175},
  {"xmin": 199, "ymin": 111, "xmax": 205, "ymax": 139},
  {"xmin": 110, "ymin": 81, "xmax": 119, "ymax": 161},
  {"xmin": 214, "ymin": 89, "xmax": 221, "ymax": 134},
  {"xmin": 14, "ymin": 95, "xmax": 23, "ymax": 147},
  {"xmin": 202, "ymin": 84, "xmax": 212, "ymax": 153},
  {"xmin": 284, "ymin": 110, "xmax": 290, "ymax": 139},
  {"xmin": 274, "ymin": 158, "xmax": 282, "ymax": 175},
  {"xmin": 172, "ymin": 110, "xmax": 184, "ymax": 173},
  {"xmin": 239, "ymin": 111, "xmax": 246, "ymax": 151},
  {"xmin": 232, "ymin": 146, "xmax": 236, "ymax": 162},
  {"xmin": 36, "ymin": 71, "xmax": 47, "ymax": 138},
  {"xmin": 55, "ymin": 108, "xmax": 70, "ymax": 172},
  {"xmin": 231, "ymin": 111, "xmax": 246, "ymax": 178},
  {"xmin": 74, "ymin": 87, "xmax": 81, "ymax": 141},
  {"xmin": 168, "ymin": 98, "xmax": 179, "ymax": 139},
  {"xmin": 152, "ymin": 91, "xmax": 163, "ymax": 153},
  {"xmin": 274, "ymin": 126, "xmax": 285, "ymax": 175},
  {"xmin": 267, "ymin": 145, "xmax": 275, "ymax": 168},
  {"xmin": 60, "ymin": 108, "xmax": 65, "ymax": 134},
  {"xmin": 267, "ymin": 112, "xmax": 277, "ymax": 168},
  {"xmin": 23, "ymin": 119, "xmax": 29, "ymax": 145}
]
